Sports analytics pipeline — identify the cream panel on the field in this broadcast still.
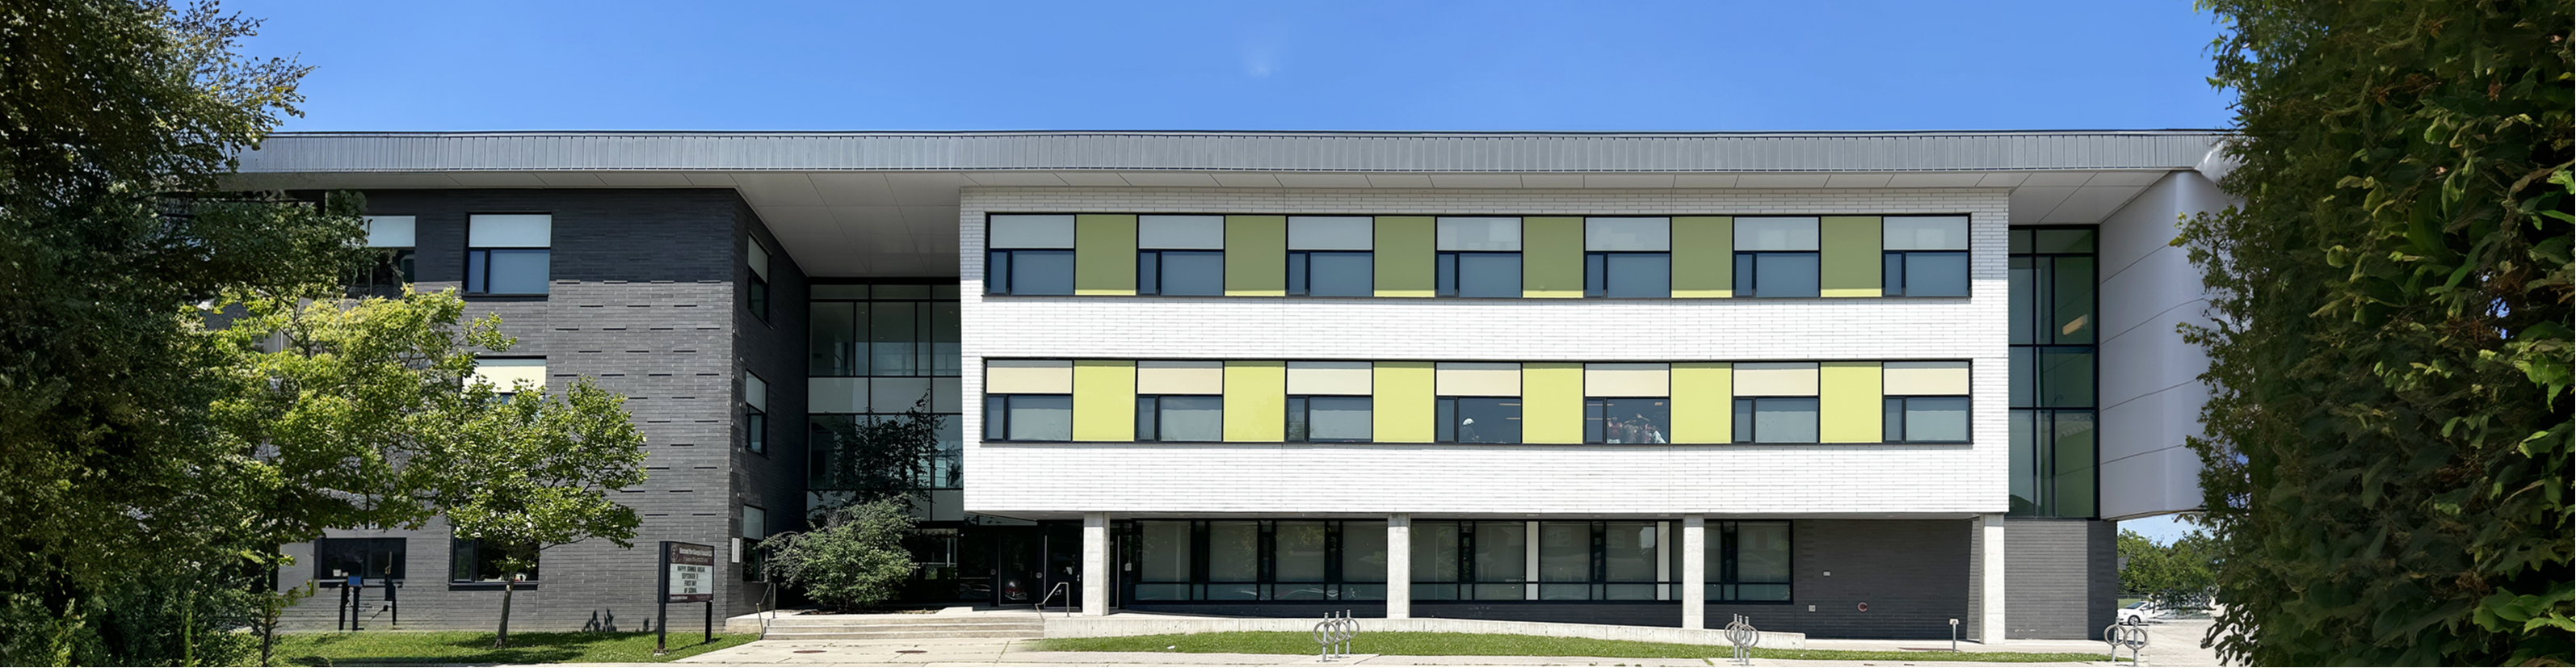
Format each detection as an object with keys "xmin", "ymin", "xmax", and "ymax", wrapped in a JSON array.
[
  {"xmin": 1884, "ymin": 361, "xmax": 1972, "ymax": 395},
  {"xmin": 473, "ymin": 359, "xmax": 546, "ymax": 391},
  {"xmin": 1288, "ymin": 216, "xmax": 1375, "ymax": 250},
  {"xmin": 1436, "ymin": 217, "xmax": 1522, "ymax": 250},
  {"xmin": 1286, "ymin": 361, "xmax": 1373, "ymax": 395},
  {"xmin": 1139, "ymin": 215, "xmax": 1226, "ymax": 250},
  {"xmin": 1885, "ymin": 216, "xmax": 1970, "ymax": 250},
  {"xmin": 1137, "ymin": 360, "xmax": 1225, "ymax": 394},
  {"xmin": 1585, "ymin": 217, "xmax": 1671, "ymax": 251},
  {"xmin": 986, "ymin": 359, "xmax": 1074, "ymax": 393},
  {"xmin": 1435, "ymin": 362, "xmax": 1521, "ymax": 397},
  {"xmin": 1733, "ymin": 216, "xmax": 1818, "ymax": 251},
  {"xmin": 1584, "ymin": 363, "xmax": 1670, "ymax": 397},
  {"xmin": 988, "ymin": 214, "xmax": 1075, "ymax": 248},
  {"xmin": 468, "ymin": 214, "xmax": 551, "ymax": 247},
  {"xmin": 363, "ymin": 216, "xmax": 415, "ymax": 248},
  {"xmin": 1733, "ymin": 362, "xmax": 1819, "ymax": 397}
]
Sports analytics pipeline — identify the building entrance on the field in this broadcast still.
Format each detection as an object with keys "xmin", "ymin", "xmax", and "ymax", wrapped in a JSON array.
[{"xmin": 987, "ymin": 523, "xmax": 1082, "ymax": 609}]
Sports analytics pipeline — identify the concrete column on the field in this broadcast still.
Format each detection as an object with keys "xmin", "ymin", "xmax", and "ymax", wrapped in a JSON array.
[
  {"xmin": 1082, "ymin": 512, "xmax": 1109, "ymax": 616},
  {"xmin": 1386, "ymin": 514, "xmax": 1411, "ymax": 619},
  {"xmin": 1976, "ymin": 513, "xmax": 2007, "ymax": 641},
  {"xmin": 1681, "ymin": 515, "xmax": 1707, "ymax": 630}
]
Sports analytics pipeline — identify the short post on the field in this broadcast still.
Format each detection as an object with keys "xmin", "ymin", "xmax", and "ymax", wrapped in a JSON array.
[
  {"xmin": 1949, "ymin": 617, "xmax": 1959, "ymax": 652},
  {"xmin": 655, "ymin": 544, "xmax": 670, "ymax": 655},
  {"xmin": 704, "ymin": 599, "xmax": 713, "ymax": 644}
]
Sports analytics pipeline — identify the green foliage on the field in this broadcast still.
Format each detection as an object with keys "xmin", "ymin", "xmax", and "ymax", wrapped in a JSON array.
[
  {"xmin": 267, "ymin": 631, "xmax": 754, "ymax": 666},
  {"xmin": 2183, "ymin": 0, "xmax": 2572, "ymax": 664},
  {"xmin": 762, "ymin": 499, "xmax": 920, "ymax": 611},
  {"xmin": 809, "ymin": 392, "xmax": 946, "ymax": 519},
  {"xmin": 2116, "ymin": 527, "xmax": 2219, "ymax": 606}
]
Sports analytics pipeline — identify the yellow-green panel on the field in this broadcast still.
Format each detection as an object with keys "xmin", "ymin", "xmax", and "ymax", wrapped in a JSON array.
[
  {"xmin": 1818, "ymin": 361, "xmax": 1883, "ymax": 443},
  {"xmin": 1521, "ymin": 216, "xmax": 1583, "ymax": 298},
  {"xmin": 1223, "ymin": 360, "xmax": 1285, "ymax": 442},
  {"xmin": 1374, "ymin": 216, "xmax": 1435, "ymax": 297},
  {"xmin": 1522, "ymin": 363, "xmax": 1583, "ymax": 443},
  {"xmin": 1225, "ymin": 216, "xmax": 1288, "ymax": 296},
  {"xmin": 1820, "ymin": 216, "xmax": 1882, "ymax": 298},
  {"xmin": 1372, "ymin": 361, "xmax": 1435, "ymax": 442},
  {"xmin": 1670, "ymin": 363, "xmax": 1733, "ymax": 443},
  {"xmin": 1671, "ymin": 216, "xmax": 1734, "ymax": 298},
  {"xmin": 1074, "ymin": 214, "xmax": 1137, "ymax": 296},
  {"xmin": 1072, "ymin": 359, "xmax": 1136, "ymax": 442}
]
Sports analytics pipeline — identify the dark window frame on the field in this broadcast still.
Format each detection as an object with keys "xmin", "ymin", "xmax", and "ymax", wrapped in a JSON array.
[
  {"xmin": 1881, "ymin": 395, "xmax": 1972, "ymax": 443},
  {"xmin": 448, "ymin": 536, "xmax": 538, "ymax": 589},
  {"xmin": 1285, "ymin": 395, "xmax": 1373, "ymax": 443},
  {"xmin": 1584, "ymin": 397, "xmax": 1672, "ymax": 444},
  {"xmin": 1133, "ymin": 394, "xmax": 1224, "ymax": 443},
  {"xmin": 1136, "ymin": 249, "xmax": 1224, "ymax": 296},
  {"xmin": 1730, "ymin": 397, "xmax": 1822, "ymax": 444},
  {"xmin": 1882, "ymin": 250, "xmax": 1970, "ymax": 297},
  {"xmin": 1435, "ymin": 250, "xmax": 1523, "ymax": 298},
  {"xmin": 463, "ymin": 212, "xmax": 552, "ymax": 296},
  {"xmin": 1731, "ymin": 251, "xmax": 1822, "ymax": 298},
  {"xmin": 747, "ymin": 235, "xmax": 772, "ymax": 322},
  {"xmin": 1434, "ymin": 396, "xmax": 1523, "ymax": 444},
  {"xmin": 2008, "ymin": 225, "xmax": 2102, "ymax": 519},
  {"xmin": 1583, "ymin": 251, "xmax": 1672, "ymax": 298},
  {"xmin": 313, "ymin": 537, "xmax": 407, "ymax": 585},
  {"xmin": 743, "ymin": 371, "xmax": 769, "ymax": 456},
  {"xmin": 982, "ymin": 393, "xmax": 1074, "ymax": 443},
  {"xmin": 1287, "ymin": 250, "xmax": 1376, "ymax": 297},
  {"xmin": 1708, "ymin": 520, "xmax": 1795, "ymax": 603},
  {"xmin": 984, "ymin": 248, "xmax": 1075, "ymax": 296}
]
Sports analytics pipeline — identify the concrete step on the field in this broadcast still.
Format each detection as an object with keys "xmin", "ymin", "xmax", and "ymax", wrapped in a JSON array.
[{"xmin": 762, "ymin": 628, "xmax": 1042, "ymax": 641}]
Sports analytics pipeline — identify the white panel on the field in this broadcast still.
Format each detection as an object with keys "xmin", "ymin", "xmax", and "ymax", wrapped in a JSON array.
[
  {"xmin": 468, "ymin": 214, "xmax": 551, "ymax": 248},
  {"xmin": 872, "ymin": 377, "xmax": 933, "ymax": 413},
  {"xmin": 1138, "ymin": 215, "xmax": 1225, "ymax": 250},
  {"xmin": 472, "ymin": 359, "xmax": 546, "ymax": 391},
  {"xmin": 1882, "ymin": 361, "xmax": 1970, "ymax": 395},
  {"xmin": 1137, "ymin": 360, "xmax": 1224, "ymax": 395},
  {"xmin": 1435, "ymin": 362, "xmax": 1521, "ymax": 397},
  {"xmin": 1733, "ymin": 217, "xmax": 1817, "ymax": 251},
  {"xmin": 1732, "ymin": 362, "xmax": 1818, "ymax": 397},
  {"xmin": 747, "ymin": 236, "xmax": 771, "ymax": 279},
  {"xmin": 1286, "ymin": 361, "xmax": 1372, "ymax": 395},
  {"xmin": 1436, "ymin": 217, "xmax": 1522, "ymax": 251},
  {"xmin": 1289, "ymin": 216, "xmax": 1374, "ymax": 250},
  {"xmin": 745, "ymin": 373, "xmax": 769, "ymax": 410},
  {"xmin": 987, "ymin": 214, "xmax": 1075, "ymax": 249},
  {"xmin": 986, "ymin": 359, "xmax": 1073, "ymax": 393},
  {"xmin": 809, "ymin": 378, "xmax": 867, "ymax": 414},
  {"xmin": 1883, "ymin": 216, "xmax": 1969, "ymax": 250},
  {"xmin": 363, "ymin": 216, "xmax": 415, "ymax": 248},
  {"xmin": 1584, "ymin": 363, "xmax": 1670, "ymax": 397},
  {"xmin": 1585, "ymin": 218, "xmax": 1670, "ymax": 251}
]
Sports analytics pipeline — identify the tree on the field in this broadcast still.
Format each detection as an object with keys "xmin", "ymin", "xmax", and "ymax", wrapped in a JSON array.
[
  {"xmin": 760, "ymin": 499, "xmax": 920, "ymax": 612},
  {"xmin": 2181, "ymin": 1, "xmax": 2571, "ymax": 664},
  {"xmin": 0, "ymin": 1, "xmax": 364, "ymax": 663},
  {"xmin": 2116, "ymin": 528, "xmax": 2218, "ymax": 607},
  {"xmin": 422, "ymin": 376, "xmax": 648, "ymax": 649}
]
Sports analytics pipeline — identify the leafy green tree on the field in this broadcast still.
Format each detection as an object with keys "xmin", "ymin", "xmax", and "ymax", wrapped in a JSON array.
[
  {"xmin": 2182, "ymin": 1, "xmax": 2571, "ymax": 664},
  {"xmin": 422, "ymin": 376, "xmax": 648, "ymax": 649},
  {"xmin": 2116, "ymin": 528, "xmax": 2218, "ymax": 607},
  {"xmin": 761, "ymin": 499, "xmax": 921, "ymax": 612}
]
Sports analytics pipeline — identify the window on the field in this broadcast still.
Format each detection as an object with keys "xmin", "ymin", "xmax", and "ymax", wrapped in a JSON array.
[
  {"xmin": 2010, "ymin": 227, "xmax": 2099, "ymax": 518},
  {"xmin": 351, "ymin": 216, "xmax": 415, "ymax": 299},
  {"xmin": 1435, "ymin": 217, "xmax": 1521, "ymax": 297},
  {"xmin": 1137, "ymin": 216, "xmax": 1224, "ymax": 296},
  {"xmin": 1885, "ymin": 397, "xmax": 1970, "ymax": 443},
  {"xmin": 1731, "ymin": 362, "xmax": 1818, "ymax": 443},
  {"xmin": 1287, "ymin": 396, "xmax": 1372, "ymax": 443},
  {"xmin": 746, "ymin": 235, "xmax": 772, "ymax": 321},
  {"xmin": 1125, "ymin": 519, "xmax": 1388, "ymax": 602},
  {"xmin": 450, "ymin": 537, "xmax": 536, "ymax": 584},
  {"xmin": 472, "ymin": 359, "xmax": 546, "ymax": 400},
  {"xmin": 1133, "ymin": 395, "xmax": 1223, "ymax": 442},
  {"xmin": 744, "ymin": 372, "xmax": 769, "ymax": 454},
  {"xmin": 1586, "ymin": 397, "xmax": 1670, "ymax": 444},
  {"xmin": 465, "ymin": 214, "xmax": 551, "ymax": 295},
  {"xmin": 1883, "ymin": 216, "xmax": 1969, "ymax": 297},
  {"xmin": 742, "ymin": 505, "xmax": 767, "ymax": 580},
  {"xmin": 981, "ymin": 394, "xmax": 1072, "ymax": 442},
  {"xmin": 313, "ymin": 537, "xmax": 406, "ymax": 582},
  {"xmin": 1584, "ymin": 217, "xmax": 1670, "ymax": 298},
  {"xmin": 1435, "ymin": 397, "xmax": 1522, "ymax": 443},
  {"xmin": 1733, "ymin": 217, "xmax": 1820, "ymax": 298},
  {"xmin": 985, "ymin": 215, "xmax": 1075, "ymax": 295},
  {"xmin": 1288, "ymin": 216, "xmax": 1373, "ymax": 296},
  {"xmin": 1707, "ymin": 521, "xmax": 1792, "ymax": 602}
]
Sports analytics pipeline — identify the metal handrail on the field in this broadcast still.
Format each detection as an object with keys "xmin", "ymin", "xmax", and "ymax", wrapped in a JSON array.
[{"xmin": 1037, "ymin": 582, "xmax": 1075, "ymax": 617}]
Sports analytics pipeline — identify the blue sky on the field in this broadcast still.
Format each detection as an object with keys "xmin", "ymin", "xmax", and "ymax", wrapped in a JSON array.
[{"xmin": 231, "ymin": 1, "xmax": 2236, "ymax": 132}]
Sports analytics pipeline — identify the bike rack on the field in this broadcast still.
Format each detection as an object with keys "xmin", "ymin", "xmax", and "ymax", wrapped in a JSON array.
[
  {"xmin": 2103, "ymin": 619, "xmax": 2149, "ymax": 666},
  {"xmin": 1313, "ymin": 610, "xmax": 1358, "ymax": 662}
]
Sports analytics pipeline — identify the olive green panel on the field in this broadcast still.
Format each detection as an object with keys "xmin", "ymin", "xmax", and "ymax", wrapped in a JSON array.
[
  {"xmin": 1522, "ymin": 363, "xmax": 1584, "ymax": 443},
  {"xmin": 1372, "ymin": 362, "xmax": 1435, "ymax": 442},
  {"xmin": 1521, "ymin": 216, "xmax": 1584, "ymax": 298},
  {"xmin": 1225, "ymin": 216, "xmax": 1288, "ymax": 296},
  {"xmin": 1374, "ymin": 216, "xmax": 1435, "ymax": 297},
  {"xmin": 1072, "ymin": 359, "xmax": 1136, "ymax": 442},
  {"xmin": 1670, "ymin": 363, "xmax": 1733, "ymax": 443},
  {"xmin": 1820, "ymin": 216, "xmax": 1883, "ymax": 297},
  {"xmin": 1223, "ymin": 360, "xmax": 1285, "ymax": 442},
  {"xmin": 1818, "ymin": 361, "xmax": 1884, "ymax": 443},
  {"xmin": 1671, "ymin": 216, "xmax": 1734, "ymax": 298},
  {"xmin": 1074, "ymin": 214, "xmax": 1138, "ymax": 296}
]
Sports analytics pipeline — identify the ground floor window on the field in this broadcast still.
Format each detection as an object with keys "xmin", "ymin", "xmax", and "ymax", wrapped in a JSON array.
[
  {"xmin": 1123, "ymin": 519, "xmax": 1389, "ymax": 602},
  {"xmin": 449, "ymin": 537, "xmax": 536, "ymax": 584},
  {"xmin": 314, "ymin": 537, "xmax": 406, "ymax": 582}
]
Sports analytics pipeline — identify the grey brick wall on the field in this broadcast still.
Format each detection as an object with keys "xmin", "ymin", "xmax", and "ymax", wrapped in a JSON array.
[
  {"xmin": 279, "ymin": 189, "xmax": 763, "ymax": 631},
  {"xmin": 2004, "ymin": 517, "xmax": 2117, "ymax": 639},
  {"xmin": 732, "ymin": 199, "xmax": 812, "ymax": 615},
  {"xmin": 1709, "ymin": 519, "xmax": 1970, "ymax": 640}
]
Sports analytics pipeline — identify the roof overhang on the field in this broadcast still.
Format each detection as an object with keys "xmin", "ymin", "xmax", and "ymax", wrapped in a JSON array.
[{"xmin": 225, "ymin": 130, "xmax": 2229, "ymax": 277}]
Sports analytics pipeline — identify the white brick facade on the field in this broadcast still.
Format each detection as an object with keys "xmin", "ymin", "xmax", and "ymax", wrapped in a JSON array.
[{"xmin": 959, "ymin": 187, "xmax": 2013, "ymax": 519}]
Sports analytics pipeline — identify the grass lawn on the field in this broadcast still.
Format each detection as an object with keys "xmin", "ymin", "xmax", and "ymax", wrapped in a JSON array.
[
  {"xmin": 1034, "ymin": 632, "xmax": 2113, "ymax": 663},
  {"xmin": 269, "ymin": 630, "xmax": 756, "ymax": 666}
]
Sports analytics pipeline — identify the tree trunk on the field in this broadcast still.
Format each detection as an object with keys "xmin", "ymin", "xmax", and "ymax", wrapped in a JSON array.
[{"xmin": 495, "ymin": 576, "xmax": 515, "ymax": 648}]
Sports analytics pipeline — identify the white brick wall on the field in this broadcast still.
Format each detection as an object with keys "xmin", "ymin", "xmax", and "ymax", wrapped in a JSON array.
[{"xmin": 958, "ymin": 187, "xmax": 2011, "ymax": 518}]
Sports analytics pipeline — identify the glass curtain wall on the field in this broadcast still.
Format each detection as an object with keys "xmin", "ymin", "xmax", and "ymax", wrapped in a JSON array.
[
  {"xmin": 807, "ymin": 281, "xmax": 968, "ymax": 599},
  {"xmin": 1122, "ymin": 519, "xmax": 1391, "ymax": 602},
  {"xmin": 2008, "ymin": 228, "xmax": 2099, "ymax": 518}
]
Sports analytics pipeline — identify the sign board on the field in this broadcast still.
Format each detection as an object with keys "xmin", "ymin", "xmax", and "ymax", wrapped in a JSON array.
[{"xmin": 662, "ymin": 542, "xmax": 716, "ymax": 603}]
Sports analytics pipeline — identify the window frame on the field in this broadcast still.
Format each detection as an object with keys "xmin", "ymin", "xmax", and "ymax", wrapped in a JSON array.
[
  {"xmin": 1882, "ymin": 395, "xmax": 1972, "ymax": 443},
  {"xmin": 448, "ymin": 536, "xmax": 538, "ymax": 589},
  {"xmin": 746, "ymin": 234, "xmax": 772, "ymax": 321},
  {"xmin": 1883, "ymin": 250, "xmax": 1970, "ymax": 297},
  {"xmin": 1285, "ymin": 395, "xmax": 1373, "ymax": 443},
  {"xmin": 1583, "ymin": 397, "xmax": 1672, "ymax": 444},
  {"xmin": 984, "ymin": 248, "xmax": 1075, "ymax": 296},
  {"xmin": 1137, "ymin": 249, "xmax": 1225, "ymax": 296},
  {"xmin": 1732, "ymin": 250, "xmax": 1822, "ymax": 298},
  {"xmin": 1730, "ymin": 396, "xmax": 1822, "ymax": 444},
  {"xmin": 313, "ymin": 537, "xmax": 407, "ymax": 585},
  {"xmin": 1434, "ymin": 396, "xmax": 1523, "ymax": 444},
  {"xmin": 1435, "ymin": 251, "xmax": 1523, "ymax": 298},
  {"xmin": 1133, "ymin": 394, "xmax": 1225, "ymax": 443},
  {"xmin": 1287, "ymin": 250, "xmax": 1376, "ymax": 297},
  {"xmin": 981, "ymin": 393, "xmax": 1074, "ymax": 443},
  {"xmin": 1584, "ymin": 251, "xmax": 1672, "ymax": 298},
  {"xmin": 744, "ymin": 371, "xmax": 770, "ymax": 455},
  {"xmin": 1707, "ymin": 520, "xmax": 1795, "ymax": 603},
  {"xmin": 463, "ymin": 212, "xmax": 552, "ymax": 296}
]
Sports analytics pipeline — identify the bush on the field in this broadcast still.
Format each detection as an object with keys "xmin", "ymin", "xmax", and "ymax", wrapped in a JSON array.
[{"xmin": 760, "ymin": 499, "xmax": 918, "ymax": 611}]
